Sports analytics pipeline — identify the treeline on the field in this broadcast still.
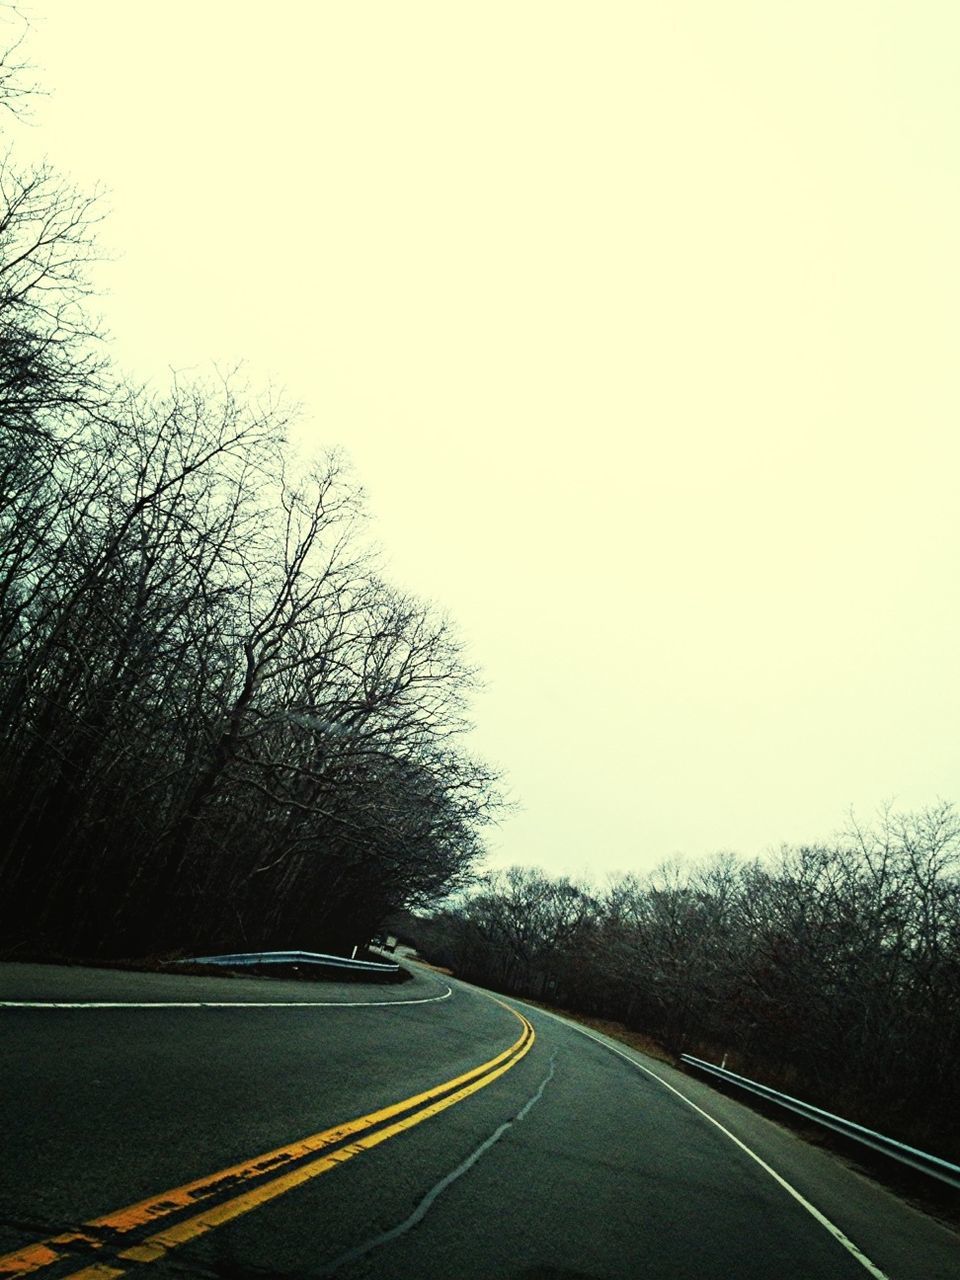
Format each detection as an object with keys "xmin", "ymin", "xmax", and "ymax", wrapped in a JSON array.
[
  {"xmin": 410, "ymin": 804, "xmax": 960, "ymax": 1160},
  {"xmin": 0, "ymin": 20, "xmax": 498, "ymax": 959}
]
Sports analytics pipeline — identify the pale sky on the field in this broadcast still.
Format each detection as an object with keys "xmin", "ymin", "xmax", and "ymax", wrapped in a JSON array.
[{"xmin": 13, "ymin": 2, "xmax": 960, "ymax": 878}]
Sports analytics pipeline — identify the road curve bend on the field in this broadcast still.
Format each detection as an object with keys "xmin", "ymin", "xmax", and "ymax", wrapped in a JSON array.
[{"xmin": 1, "ymin": 962, "xmax": 956, "ymax": 1279}]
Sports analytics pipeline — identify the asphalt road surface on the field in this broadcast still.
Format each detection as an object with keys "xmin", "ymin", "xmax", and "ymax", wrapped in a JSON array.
[{"xmin": 1, "ymin": 962, "xmax": 957, "ymax": 1280}]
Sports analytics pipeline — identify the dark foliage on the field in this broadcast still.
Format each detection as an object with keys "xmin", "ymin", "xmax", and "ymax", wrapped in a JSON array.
[
  {"xmin": 413, "ymin": 806, "xmax": 960, "ymax": 1162},
  {"xmin": 0, "ymin": 17, "xmax": 499, "ymax": 959}
]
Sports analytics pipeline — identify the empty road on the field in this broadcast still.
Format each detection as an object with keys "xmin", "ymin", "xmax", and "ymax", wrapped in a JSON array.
[{"xmin": 1, "ymin": 962, "xmax": 957, "ymax": 1279}]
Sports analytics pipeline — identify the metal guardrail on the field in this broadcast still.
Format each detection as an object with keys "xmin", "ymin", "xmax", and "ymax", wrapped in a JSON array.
[
  {"xmin": 177, "ymin": 950, "xmax": 400, "ymax": 974},
  {"xmin": 680, "ymin": 1053, "xmax": 960, "ymax": 1191}
]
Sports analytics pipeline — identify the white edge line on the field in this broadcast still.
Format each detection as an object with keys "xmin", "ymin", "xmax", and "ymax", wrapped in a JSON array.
[
  {"xmin": 0, "ymin": 986, "xmax": 453, "ymax": 1010},
  {"xmin": 511, "ymin": 997, "xmax": 890, "ymax": 1280}
]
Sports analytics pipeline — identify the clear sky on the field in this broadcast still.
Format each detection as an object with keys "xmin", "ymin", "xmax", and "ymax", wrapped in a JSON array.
[{"xmin": 13, "ymin": 2, "xmax": 960, "ymax": 878}]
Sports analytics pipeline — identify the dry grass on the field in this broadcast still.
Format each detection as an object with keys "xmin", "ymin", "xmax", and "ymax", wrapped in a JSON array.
[{"xmin": 410, "ymin": 958, "xmax": 454, "ymax": 976}]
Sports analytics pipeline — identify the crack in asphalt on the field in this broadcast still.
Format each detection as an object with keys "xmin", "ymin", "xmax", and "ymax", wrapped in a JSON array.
[{"xmin": 316, "ymin": 1050, "xmax": 559, "ymax": 1277}]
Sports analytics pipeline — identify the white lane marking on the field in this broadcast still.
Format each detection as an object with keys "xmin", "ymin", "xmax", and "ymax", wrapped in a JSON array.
[
  {"xmin": 511, "ymin": 998, "xmax": 890, "ymax": 1280},
  {"xmin": 0, "ymin": 986, "xmax": 453, "ymax": 1009}
]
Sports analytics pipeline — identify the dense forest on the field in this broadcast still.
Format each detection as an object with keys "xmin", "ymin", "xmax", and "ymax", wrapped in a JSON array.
[
  {"xmin": 408, "ymin": 802, "xmax": 960, "ymax": 1160},
  {"xmin": 0, "ymin": 16, "xmax": 499, "ymax": 959}
]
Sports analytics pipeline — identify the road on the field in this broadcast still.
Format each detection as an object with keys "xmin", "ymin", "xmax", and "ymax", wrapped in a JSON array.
[{"xmin": 1, "ymin": 962, "xmax": 957, "ymax": 1279}]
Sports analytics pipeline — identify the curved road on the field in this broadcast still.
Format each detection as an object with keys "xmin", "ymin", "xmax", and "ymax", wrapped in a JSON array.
[{"xmin": 0, "ymin": 962, "xmax": 956, "ymax": 1279}]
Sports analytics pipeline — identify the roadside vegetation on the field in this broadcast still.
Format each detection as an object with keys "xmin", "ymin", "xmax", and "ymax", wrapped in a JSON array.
[
  {"xmin": 0, "ymin": 11, "xmax": 500, "ymax": 960},
  {"xmin": 3, "ymin": 12, "xmax": 956, "ymax": 1176},
  {"xmin": 402, "ymin": 802, "xmax": 960, "ymax": 1162}
]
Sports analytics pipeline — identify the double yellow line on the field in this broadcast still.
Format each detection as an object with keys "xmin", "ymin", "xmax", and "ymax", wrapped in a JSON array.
[{"xmin": 0, "ymin": 1003, "xmax": 534, "ymax": 1280}]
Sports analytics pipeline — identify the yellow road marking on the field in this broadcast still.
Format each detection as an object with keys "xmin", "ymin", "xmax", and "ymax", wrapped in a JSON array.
[
  {"xmin": 0, "ymin": 1004, "xmax": 533, "ymax": 1279},
  {"xmin": 50, "ymin": 1271, "xmax": 123, "ymax": 1280}
]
